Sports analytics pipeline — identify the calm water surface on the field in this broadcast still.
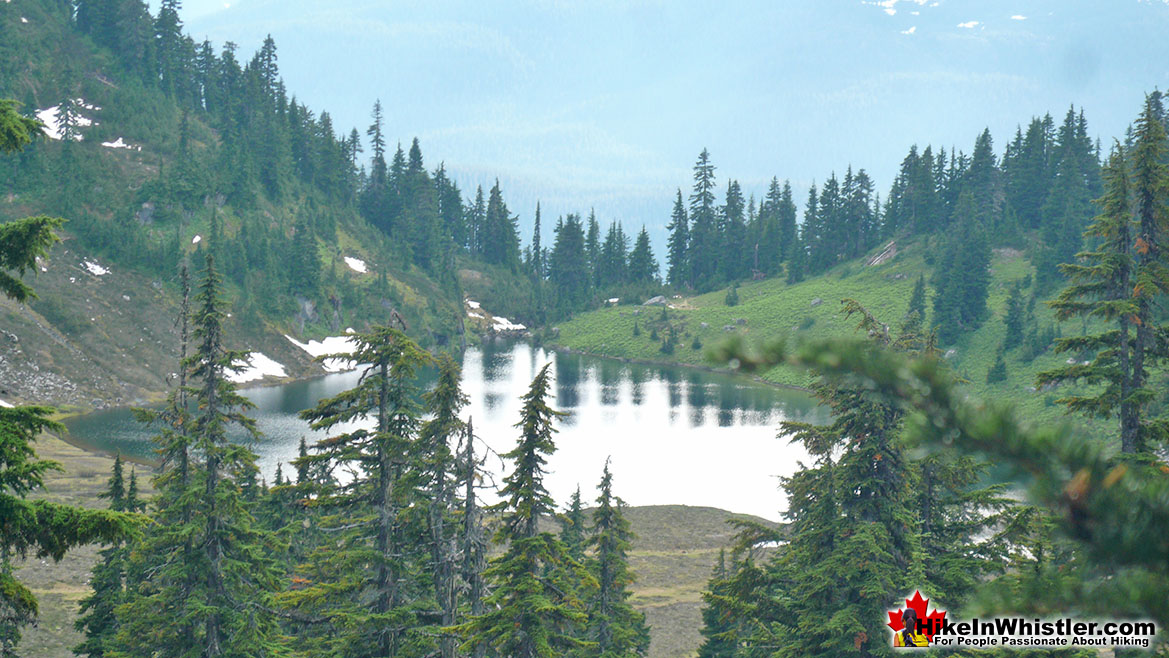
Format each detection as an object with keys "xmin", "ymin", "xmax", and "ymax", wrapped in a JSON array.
[{"xmin": 63, "ymin": 343, "xmax": 825, "ymax": 519}]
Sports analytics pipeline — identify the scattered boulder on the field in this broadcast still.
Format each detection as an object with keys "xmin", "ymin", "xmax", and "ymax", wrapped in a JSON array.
[
  {"xmin": 699, "ymin": 322, "xmax": 709, "ymax": 329},
  {"xmin": 723, "ymin": 325, "xmax": 735, "ymax": 332},
  {"xmin": 735, "ymin": 318, "xmax": 747, "ymax": 326},
  {"xmin": 810, "ymin": 297, "xmax": 823, "ymax": 307},
  {"xmin": 643, "ymin": 295, "xmax": 667, "ymax": 306}
]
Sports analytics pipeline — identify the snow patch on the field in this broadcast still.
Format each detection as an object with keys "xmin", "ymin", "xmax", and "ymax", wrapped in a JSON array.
[
  {"xmin": 466, "ymin": 299, "xmax": 481, "ymax": 309},
  {"xmin": 227, "ymin": 352, "xmax": 287, "ymax": 384},
  {"xmin": 343, "ymin": 256, "xmax": 367, "ymax": 273},
  {"xmin": 492, "ymin": 316, "xmax": 526, "ymax": 332},
  {"xmin": 606, "ymin": 297, "xmax": 620, "ymax": 304},
  {"xmin": 83, "ymin": 260, "xmax": 109, "ymax": 276},
  {"xmin": 957, "ymin": 20, "xmax": 980, "ymax": 28},
  {"xmin": 101, "ymin": 137, "xmax": 139, "ymax": 151},
  {"xmin": 36, "ymin": 99, "xmax": 99, "ymax": 141},
  {"xmin": 21, "ymin": 16, "xmax": 28, "ymax": 23},
  {"xmin": 192, "ymin": 234, "xmax": 202, "ymax": 244},
  {"xmin": 285, "ymin": 334, "xmax": 359, "ymax": 372},
  {"xmin": 0, "ymin": 399, "xmax": 12, "ymax": 408}
]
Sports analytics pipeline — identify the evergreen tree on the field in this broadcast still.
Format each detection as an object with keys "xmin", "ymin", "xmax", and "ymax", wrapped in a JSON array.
[
  {"xmin": 560, "ymin": 486, "xmax": 588, "ymax": 562},
  {"xmin": 906, "ymin": 273, "xmax": 927, "ymax": 323},
  {"xmin": 549, "ymin": 214, "xmax": 591, "ymax": 316},
  {"xmin": 932, "ymin": 191, "xmax": 992, "ymax": 343},
  {"xmin": 0, "ymin": 101, "xmax": 139, "ymax": 656},
  {"xmin": 696, "ymin": 550, "xmax": 737, "ymax": 658},
  {"xmin": 482, "ymin": 181, "xmax": 522, "ymax": 270},
  {"xmin": 1003, "ymin": 282, "xmax": 1025, "ymax": 350},
  {"xmin": 719, "ymin": 180, "xmax": 749, "ymax": 282},
  {"xmin": 665, "ymin": 190, "xmax": 690, "ymax": 287},
  {"xmin": 1039, "ymin": 130, "xmax": 1165, "ymax": 455},
  {"xmin": 74, "ymin": 456, "xmax": 131, "ymax": 658},
  {"xmin": 582, "ymin": 461, "xmax": 650, "ymax": 657},
  {"xmin": 987, "ymin": 350, "xmax": 1008, "ymax": 383},
  {"xmin": 117, "ymin": 256, "xmax": 284, "ymax": 657},
  {"xmin": 456, "ymin": 364, "xmax": 591, "ymax": 657},
  {"xmin": 627, "ymin": 227, "xmax": 659, "ymax": 284},
  {"xmin": 420, "ymin": 354, "xmax": 469, "ymax": 658},
  {"xmin": 688, "ymin": 149, "xmax": 720, "ymax": 288},
  {"xmin": 280, "ymin": 327, "xmax": 436, "ymax": 656}
]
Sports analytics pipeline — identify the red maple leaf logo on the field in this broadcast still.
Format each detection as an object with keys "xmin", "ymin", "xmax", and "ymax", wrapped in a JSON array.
[{"xmin": 887, "ymin": 591, "xmax": 947, "ymax": 641}]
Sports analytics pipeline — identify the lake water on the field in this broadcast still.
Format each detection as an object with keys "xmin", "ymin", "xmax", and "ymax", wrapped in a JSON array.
[{"xmin": 62, "ymin": 342, "xmax": 825, "ymax": 520}]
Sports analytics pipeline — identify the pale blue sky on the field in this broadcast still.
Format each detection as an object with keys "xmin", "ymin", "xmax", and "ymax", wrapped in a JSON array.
[{"xmin": 164, "ymin": 0, "xmax": 1169, "ymax": 252}]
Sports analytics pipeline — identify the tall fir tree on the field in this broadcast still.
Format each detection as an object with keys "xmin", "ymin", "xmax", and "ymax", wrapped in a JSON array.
[
  {"xmin": 456, "ymin": 364, "xmax": 592, "ymax": 657},
  {"xmin": 581, "ymin": 461, "xmax": 650, "ymax": 657},
  {"xmin": 665, "ymin": 189, "xmax": 690, "ymax": 287}
]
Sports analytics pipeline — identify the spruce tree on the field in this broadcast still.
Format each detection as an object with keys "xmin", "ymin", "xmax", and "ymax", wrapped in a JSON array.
[
  {"xmin": 582, "ymin": 461, "xmax": 650, "ymax": 657},
  {"xmin": 116, "ymin": 256, "xmax": 284, "ymax": 657},
  {"xmin": 665, "ymin": 190, "xmax": 690, "ymax": 287},
  {"xmin": 560, "ymin": 486, "xmax": 588, "ymax": 562},
  {"xmin": 280, "ymin": 326, "xmax": 436, "ymax": 656},
  {"xmin": 688, "ymin": 149, "xmax": 719, "ymax": 289},
  {"xmin": 456, "ymin": 364, "xmax": 592, "ymax": 657},
  {"xmin": 1038, "ymin": 131, "xmax": 1165, "ymax": 455},
  {"xmin": 74, "ymin": 456, "xmax": 131, "ymax": 658},
  {"xmin": 1003, "ymin": 282, "xmax": 1026, "ymax": 350},
  {"xmin": 906, "ymin": 273, "xmax": 927, "ymax": 323},
  {"xmin": 627, "ymin": 227, "xmax": 658, "ymax": 284},
  {"xmin": 420, "ymin": 354, "xmax": 468, "ymax": 658}
]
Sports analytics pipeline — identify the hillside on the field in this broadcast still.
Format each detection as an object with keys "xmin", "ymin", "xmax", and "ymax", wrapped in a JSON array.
[
  {"xmin": 0, "ymin": 0, "xmax": 536, "ymax": 408},
  {"xmin": 551, "ymin": 237, "xmax": 1111, "ymax": 434}
]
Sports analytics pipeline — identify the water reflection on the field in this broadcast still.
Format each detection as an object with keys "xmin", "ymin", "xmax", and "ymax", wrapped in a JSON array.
[{"xmin": 63, "ymin": 342, "xmax": 825, "ymax": 519}]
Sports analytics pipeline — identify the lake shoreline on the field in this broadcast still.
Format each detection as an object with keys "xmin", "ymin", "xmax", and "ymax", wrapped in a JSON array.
[{"xmin": 548, "ymin": 344, "xmax": 814, "ymax": 395}]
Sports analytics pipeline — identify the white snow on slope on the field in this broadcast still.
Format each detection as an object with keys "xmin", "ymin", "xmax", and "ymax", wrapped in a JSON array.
[
  {"xmin": 101, "ymin": 137, "xmax": 140, "ymax": 151},
  {"xmin": 36, "ymin": 100, "xmax": 99, "ymax": 141},
  {"xmin": 344, "ymin": 256, "xmax": 367, "ymax": 273},
  {"xmin": 285, "ymin": 333, "xmax": 359, "ymax": 372},
  {"xmin": 227, "ymin": 352, "xmax": 287, "ymax": 383},
  {"xmin": 492, "ymin": 316, "xmax": 526, "ymax": 331},
  {"xmin": 466, "ymin": 299, "xmax": 481, "ymax": 309},
  {"xmin": 0, "ymin": 399, "xmax": 12, "ymax": 408},
  {"xmin": 83, "ymin": 260, "xmax": 109, "ymax": 276},
  {"xmin": 192, "ymin": 234, "xmax": 202, "ymax": 244}
]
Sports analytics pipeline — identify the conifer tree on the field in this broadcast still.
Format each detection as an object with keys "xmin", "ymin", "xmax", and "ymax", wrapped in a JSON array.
[
  {"xmin": 420, "ymin": 354, "xmax": 468, "ymax": 658},
  {"xmin": 1038, "ymin": 131, "xmax": 1165, "ymax": 455},
  {"xmin": 666, "ymin": 190, "xmax": 690, "ymax": 287},
  {"xmin": 582, "ymin": 461, "xmax": 649, "ymax": 657},
  {"xmin": 459, "ymin": 418, "xmax": 488, "ymax": 658},
  {"xmin": 457, "ymin": 364, "xmax": 592, "ymax": 657},
  {"xmin": 0, "ymin": 102, "xmax": 139, "ymax": 655},
  {"xmin": 1003, "ymin": 282, "xmax": 1025, "ymax": 350},
  {"xmin": 696, "ymin": 550, "xmax": 736, "ymax": 658},
  {"xmin": 932, "ymin": 191, "xmax": 991, "ymax": 343},
  {"xmin": 116, "ymin": 256, "xmax": 284, "ymax": 657},
  {"xmin": 627, "ymin": 227, "xmax": 659, "ymax": 284},
  {"xmin": 281, "ymin": 326, "xmax": 435, "ymax": 656},
  {"xmin": 906, "ymin": 273, "xmax": 927, "ymax": 323},
  {"xmin": 560, "ymin": 486, "xmax": 588, "ymax": 562},
  {"xmin": 74, "ymin": 456, "xmax": 131, "ymax": 658},
  {"xmin": 688, "ymin": 149, "xmax": 719, "ymax": 288}
]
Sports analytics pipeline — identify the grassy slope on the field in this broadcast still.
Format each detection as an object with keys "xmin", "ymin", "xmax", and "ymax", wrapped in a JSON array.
[{"xmin": 553, "ymin": 237, "xmax": 1107, "ymax": 435}]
